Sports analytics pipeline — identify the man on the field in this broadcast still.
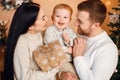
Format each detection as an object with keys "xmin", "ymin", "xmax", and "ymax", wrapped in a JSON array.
[{"xmin": 60, "ymin": 0, "xmax": 118, "ymax": 80}]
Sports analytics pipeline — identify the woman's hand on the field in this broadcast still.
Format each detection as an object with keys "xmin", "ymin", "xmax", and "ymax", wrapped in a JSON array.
[{"xmin": 60, "ymin": 71, "xmax": 78, "ymax": 80}]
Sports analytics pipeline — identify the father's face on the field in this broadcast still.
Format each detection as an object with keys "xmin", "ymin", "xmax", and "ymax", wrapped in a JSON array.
[{"xmin": 75, "ymin": 11, "xmax": 93, "ymax": 36}]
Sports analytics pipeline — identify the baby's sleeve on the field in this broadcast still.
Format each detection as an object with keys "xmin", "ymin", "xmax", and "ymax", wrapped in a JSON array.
[{"xmin": 44, "ymin": 28, "xmax": 57, "ymax": 44}]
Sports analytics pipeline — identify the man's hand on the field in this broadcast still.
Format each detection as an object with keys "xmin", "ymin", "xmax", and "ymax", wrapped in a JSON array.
[
  {"xmin": 60, "ymin": 71, "xmax": 78, "ymax": 80},
  {"xmin": 73, "ymin": 37, "xmax": 86, "ymax": 57}
]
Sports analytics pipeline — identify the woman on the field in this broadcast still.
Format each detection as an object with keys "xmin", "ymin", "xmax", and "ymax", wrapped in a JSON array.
[{"xmin": 4, "ymin": 2, "xmax": 59, "ymax": 80}]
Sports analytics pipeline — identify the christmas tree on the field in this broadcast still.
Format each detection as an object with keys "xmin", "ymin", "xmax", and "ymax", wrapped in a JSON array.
[
  {"xmin": 108, "ymin": 1, "xmax": 120, "ymax": 80},
  {"xmin": 110, "ymin": 55, "xmax": 120, "ymax": 80},
  {"xmin": 0, "ymin": 20, "xmax": 7, "ymax": 46},
  {"xmin": 0, "ymin": 0, "xmax": 32, "ymax": 10},
  {"xmin": 107, "ymin": 0, "xmax": 120, "ymax": 49}
]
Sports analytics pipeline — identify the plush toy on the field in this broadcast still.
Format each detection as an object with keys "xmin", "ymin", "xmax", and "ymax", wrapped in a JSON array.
[{"xmin": 33, "ymin": 40, "xmax": 67, "ymax": 72}]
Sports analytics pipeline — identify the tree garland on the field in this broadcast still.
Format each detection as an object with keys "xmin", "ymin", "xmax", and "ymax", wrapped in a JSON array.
[{"xmin": 0, "ymin": 0, "xmax": 32, "ymax": 10}]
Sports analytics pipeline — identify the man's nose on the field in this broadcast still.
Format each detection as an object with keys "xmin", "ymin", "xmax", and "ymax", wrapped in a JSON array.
[{"xmin": 74, "ymin": 20, "xmax": 79, "ymax": 26}]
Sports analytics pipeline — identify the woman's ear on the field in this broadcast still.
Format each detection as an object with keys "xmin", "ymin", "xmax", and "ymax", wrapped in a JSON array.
[{"xmin": 29, "ymin": 26, "xmax": 34, "ymax": 30}]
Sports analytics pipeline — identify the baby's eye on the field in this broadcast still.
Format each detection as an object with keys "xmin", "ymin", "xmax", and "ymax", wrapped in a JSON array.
[{"xmin": 64, "ymin": 16, "xmax": 68, "ymax": 18}]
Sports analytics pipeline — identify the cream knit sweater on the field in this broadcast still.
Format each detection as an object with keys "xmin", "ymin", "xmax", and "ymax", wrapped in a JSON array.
[{"xmin": 14, "ymin": 32, "xmax": 59, "ymax": 80}]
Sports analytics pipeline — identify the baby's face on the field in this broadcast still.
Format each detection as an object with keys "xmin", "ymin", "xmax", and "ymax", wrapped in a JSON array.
[{"xmin": 52, "ymin": 8, "xmax": 71, "ymax": 30}]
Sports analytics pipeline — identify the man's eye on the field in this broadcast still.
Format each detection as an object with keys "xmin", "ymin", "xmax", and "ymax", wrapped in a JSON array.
[
  {"xmin": 77, "ymin": 19, "xmax": 82, "ymax": 24},
  {"xmin": 56, "ymin": 15, "xmax": 60, "ymax": 17}
]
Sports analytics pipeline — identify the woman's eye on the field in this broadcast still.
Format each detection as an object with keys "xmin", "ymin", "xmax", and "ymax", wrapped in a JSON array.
[
  {"xmin": 42, "ymin": 18, "xmax": 45, "ymax": 21},
  {"xmin": 41, "ymin": 15, "xmax": 46, "ymax": 21}
]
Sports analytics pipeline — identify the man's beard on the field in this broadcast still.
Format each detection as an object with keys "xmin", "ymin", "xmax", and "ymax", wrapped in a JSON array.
[
  {"xmin": 77, "ymin": 28, "xmax": 85, "ymax": 35},
  {"xmin": 77, "ymin": 27, "xmax": 91, "ymax": 36}
]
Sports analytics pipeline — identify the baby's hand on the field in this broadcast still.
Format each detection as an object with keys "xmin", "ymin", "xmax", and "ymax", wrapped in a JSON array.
[
  {"xmin": 67, "ymin": 46, "xmax": 72, "ymax": 54},
  {"xmin": 62, "ymin": 33, "xmax": 70, "ymax": 44}
]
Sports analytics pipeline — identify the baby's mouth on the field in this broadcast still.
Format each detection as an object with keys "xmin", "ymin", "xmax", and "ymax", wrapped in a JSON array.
[{"xmin": 58, "ymin": 22, "xmax": 64, "ymax": 26}]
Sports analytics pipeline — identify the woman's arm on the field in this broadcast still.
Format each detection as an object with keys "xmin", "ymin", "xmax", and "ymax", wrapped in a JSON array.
[{"xmin": 14, "ymin": 36, "xmax": 59, "ymax": 80}]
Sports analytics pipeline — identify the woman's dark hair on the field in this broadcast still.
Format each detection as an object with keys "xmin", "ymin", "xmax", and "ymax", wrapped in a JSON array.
[{"xmin": 4, "ymin": 2, "xmax": 40, "ymax": 80}]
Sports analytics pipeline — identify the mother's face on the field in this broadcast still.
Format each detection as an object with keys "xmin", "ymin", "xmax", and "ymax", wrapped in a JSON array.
[{"xmin": 34, "ymin": 8, "xmax": 48, "ymax": 31}]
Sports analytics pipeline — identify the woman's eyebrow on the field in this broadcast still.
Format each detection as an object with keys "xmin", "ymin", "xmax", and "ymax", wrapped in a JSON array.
[{"xmin": 42, "ymin": 15, "xmax": 46, "ymax": 19}]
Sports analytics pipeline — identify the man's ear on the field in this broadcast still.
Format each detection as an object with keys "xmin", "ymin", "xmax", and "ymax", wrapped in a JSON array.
[
  {"xmin": 94, "ymin": 22, "xmax": 100, "ymax": 27},
  {"xmin": 92, "ymin": 22, "xmax": 100, "ymax": 31}
]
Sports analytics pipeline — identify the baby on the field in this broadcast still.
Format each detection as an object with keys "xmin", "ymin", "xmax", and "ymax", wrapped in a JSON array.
[
  {"xmin": 44, "ymin": 3, "xmax": 77, "ymax": 62},
  {"xmin": 44, "ymin": 3, "xmax": 78, "ymax": 79}
]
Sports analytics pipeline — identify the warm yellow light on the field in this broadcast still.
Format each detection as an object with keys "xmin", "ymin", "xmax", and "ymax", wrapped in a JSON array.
[{"xmin": 106, "ymin": 1, "xmax": 111, "ymax": 6}]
